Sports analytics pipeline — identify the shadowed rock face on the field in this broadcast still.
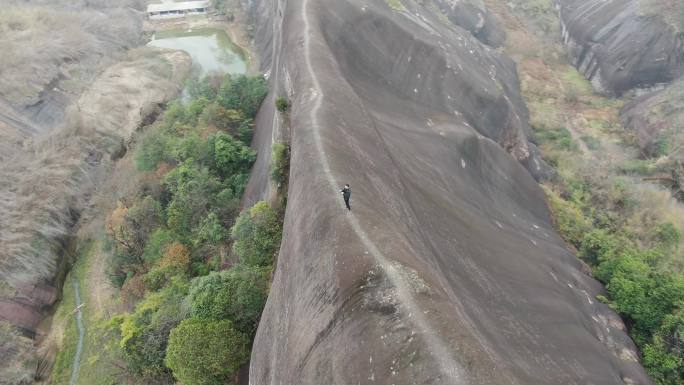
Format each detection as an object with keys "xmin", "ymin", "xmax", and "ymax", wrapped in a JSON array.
[
  {"xmin": 558, "ymin": 0, "xmax": 684, "ymax": 95},
  {"xmin": 431, "ymin": 0, "xmax": 506, "ymax": 47},
  {"xmin": 246, "ymin": 0, "xmax": 652, "ymax": 384}
]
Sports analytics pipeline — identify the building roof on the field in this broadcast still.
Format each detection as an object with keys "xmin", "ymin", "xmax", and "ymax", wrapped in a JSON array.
[{"xmin": 147, "ymin": 1, "xmax": 210, "ymax": 13}]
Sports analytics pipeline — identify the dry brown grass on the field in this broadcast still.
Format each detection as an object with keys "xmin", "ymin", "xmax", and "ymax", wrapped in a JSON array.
[
  {"xmin": 0, "ymin": 321, "xmax": 34, "ymax": 385},
  {"xmin": 0, "ymin": 47, "xmax": 189, "ymax": 293},
  {"xmin": 0, "ymin": 3, "xmax": 144, "ymax": 107}
]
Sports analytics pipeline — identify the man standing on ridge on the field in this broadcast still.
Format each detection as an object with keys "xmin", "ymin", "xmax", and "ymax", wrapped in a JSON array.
[{"xmin": 340, "ymin": 184, "xmax": 351, "ymax": 211}]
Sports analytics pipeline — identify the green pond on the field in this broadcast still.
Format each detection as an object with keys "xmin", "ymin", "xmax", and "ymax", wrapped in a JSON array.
[{"xmin": 148, "ymin": 28, "xmax": 247, "ymax": 74}]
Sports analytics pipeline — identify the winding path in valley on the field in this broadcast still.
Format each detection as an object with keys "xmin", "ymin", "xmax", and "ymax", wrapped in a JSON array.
[{"xmin": 68, "ymin": 279, "xmax": 85, "ymax": 385}]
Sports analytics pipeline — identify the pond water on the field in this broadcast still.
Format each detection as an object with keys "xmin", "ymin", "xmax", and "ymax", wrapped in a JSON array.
[{"xmin": 148, "ymin": 28, "xmax": 247, "ymax": 75}]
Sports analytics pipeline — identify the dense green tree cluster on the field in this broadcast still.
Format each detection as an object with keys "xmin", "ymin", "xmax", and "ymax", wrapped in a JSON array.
[
  {"xmin": 165, "ymin": 318, "xmax": 249, "ymax": 385},
  {"xmin": 103, "ymin": 75, "xmax": 284, "ymax": 385},
  {"xmin": 547, "ymin": 175, "xmax": 684, "ymax": 383},
  {"xmin": 231, "ymin": 201, "xmax": 282, "ymax": 267}
]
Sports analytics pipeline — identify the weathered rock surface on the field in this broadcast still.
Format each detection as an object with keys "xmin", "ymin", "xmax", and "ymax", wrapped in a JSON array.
[
  {"xmin": 432, "ymin": 0, "xmax": 506, "ymax": 47},
  {"xmin": 246, "ymin": 0, "xmax": 652, "ymax": 384},
  {"xmin": 558, "ymin": 0, "xmax": 684, "ymax": 95}
]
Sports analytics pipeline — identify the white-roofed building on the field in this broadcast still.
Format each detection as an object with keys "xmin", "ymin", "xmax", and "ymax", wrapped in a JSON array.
[{"xmin": 146, "ymin": 1, "xmax": 211, "ymax": 20}]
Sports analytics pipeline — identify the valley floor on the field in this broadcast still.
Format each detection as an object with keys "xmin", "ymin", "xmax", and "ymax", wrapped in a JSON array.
[{"xmin": 486, "ymin": 0, "xmax": 684, "ymax": 382}]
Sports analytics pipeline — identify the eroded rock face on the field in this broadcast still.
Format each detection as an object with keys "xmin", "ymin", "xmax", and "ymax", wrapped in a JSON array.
[
  {"xmin": 558, "ymin": 0, "xmax": 684, "ymax": 95},
  {"xmin": 247, "ymin": 0, "xmax": 652, "ymax": 384}
]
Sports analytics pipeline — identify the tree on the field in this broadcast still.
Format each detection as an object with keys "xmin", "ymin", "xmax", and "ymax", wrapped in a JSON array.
[
  {"xmin": 231, "ymin": 202, "xmax": 282, "ymax": 267},
  {"xmin": 106, "ymin": 197, "xmax": 163, "ymax": 258},
  {"xmin": 218, "ymin": 75, "xmax": 268, "ymax": 117},
  {"xmin": 165, "ymin": 318, "xmax": 249, "ymax": 385},
  {"xmin": 170, "ymin": 132, "xmax": 210, "ymax": 165},
  {"xmin": 200, "ymin": 102, "xmax": 246, "ymax": 133},
  {"xmin": 119, "ymin": 280, "xmax": 188, "ymax": 381},
  {"xmin": 125, "ymin": 196, "xmax": 164, "ymax": 256},
  {"xmin": 209, "ymin": 132, "xmax": 256, "ymax": 178},
  {"xmin": 142, "ymin": 228, "xmax": 174, "ymax": 264},
  {"xmin": 136, "ymin": 125, "xmax": 171, "ymax": 171},
  {"xmin": 159, "ymin": 242, "xmax": 190, "ymax": 274},
  {"xmin": 188, "ymin": 265, "xmax": 268, "ymax": 334},
  {"xmin": 192, "ymin": 212, "xmax": 228, "ymax": 247},
  {"xmin": 164, "ymin": 162, "xmax": 222, "ymax": 238}
]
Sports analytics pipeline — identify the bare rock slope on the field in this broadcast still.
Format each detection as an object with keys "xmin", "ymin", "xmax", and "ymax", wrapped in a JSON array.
[
  {"xmin": 559, "ymin": 0, "xmax": 684, "ymax": 95},
  {"xmin": 246, "ymin": 0, "xmax": 652, "ymax": 384}
]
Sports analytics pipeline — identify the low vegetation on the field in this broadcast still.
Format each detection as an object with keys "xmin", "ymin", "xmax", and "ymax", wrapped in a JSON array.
[
  {"xmin": 545, "ymin": 172, "xmax": 684, "ymax": 383},
  {"xmin": 386, "ymin": 0, "xmax": 406, "ymax": 12},
  {"xmin": 275, "ymin": 96, "xmax": 290, "ymax": 113},
  {"xmin": 52, "ymin": 74, "xmax": 285, "ymax": 385},
  {"xmin": 271, "ymin": 142, "xmax": 290, "ymax": 186},
  {"xmin": 488, "ymin": 1, "xmax": 684, "ymax": 382}
]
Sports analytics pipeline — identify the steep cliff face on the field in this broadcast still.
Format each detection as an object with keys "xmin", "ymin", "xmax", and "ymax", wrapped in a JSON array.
[
  {"xmin": 247, "ymin": 0, "xmax": 652, "ymax": 383},
  {"xmin": 558, "ymin": 0, "xmax": 684, "ymax": 95}
]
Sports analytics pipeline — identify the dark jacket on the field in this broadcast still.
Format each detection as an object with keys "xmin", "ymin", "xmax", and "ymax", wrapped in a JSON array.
[{"xmin": 340, "ymin": 187, "xmax": 351, "ymax": 200}]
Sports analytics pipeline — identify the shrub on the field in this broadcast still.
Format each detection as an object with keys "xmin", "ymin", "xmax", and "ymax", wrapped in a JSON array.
[
  {"xmin": 231, "ymin": 202, "xmax": 282, "ymax": 267},
  {"xmin": 543, "ymin": 186, "xmax": 590, "ymax": 247},
  {"xmin": 535, "ymin": 126, "xmax": 578, "ymax": 152},
  {"xmin": 270, "ymin": 142, "xmax": 290, "ymax": 184},
  {"xmin": 653, "ymin": 222, "xmax": 681, "ymax": 251},
  {"xmin": 165, "ymin": 318, "xmax": 249, "ymax": 385},
  {"xmin": 643, "ymin": 308, "xmax": 684, "ymax": 383},
  {"xmin": 188, "ymin": 265, "xmax": 268, "ymax": 334},
  {"xmin": 605, "ymin": 255, "xmax": 684, "ymax": 340},
  {"xmin": 581, "ymin": 135, "xmax": 601, "ymax": 151},
  {"xmin": 617, "ymin": 159, "xmax": 659, "ymax": 175},
  {"xmin": 579, "ymin": 229, "xmax": 625, "ymax": 267},
  {"xmin": 275, "ymin": 96, "xmax": 290, "ymax": 112}
]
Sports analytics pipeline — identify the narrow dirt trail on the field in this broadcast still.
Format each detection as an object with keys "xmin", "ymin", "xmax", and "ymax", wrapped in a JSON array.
[
  {"xmin": 68, "ymin": 279, "xmax": 85, "ymax": 385},
  {"xmin": 300, "ymin": 0, "xmax": 466, "ymax": 382}
]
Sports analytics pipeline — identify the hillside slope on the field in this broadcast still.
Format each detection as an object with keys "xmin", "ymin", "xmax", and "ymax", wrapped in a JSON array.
[{"xmin": 246, "ymin": 0, "xmax": 652, "ymax": 383}]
